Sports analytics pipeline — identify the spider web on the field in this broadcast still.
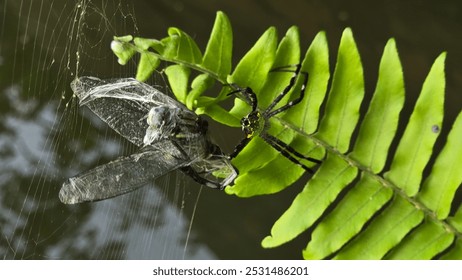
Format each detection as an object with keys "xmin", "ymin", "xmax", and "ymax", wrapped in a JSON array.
[
  {"xmin": 0, "ymin": 0, "xmax": 215, "ymax": 260},
  {"xmin": 7, "ymin": 0, "xmax": 451, "ymax": 261}
]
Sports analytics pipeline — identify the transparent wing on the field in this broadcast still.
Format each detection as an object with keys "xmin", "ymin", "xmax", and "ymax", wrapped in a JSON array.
[
  {"xmin": 65, "ymin": 76, "xmax": 236, "ymax": 197},
  {"xmin": 71, "ymin": 76, "xmax": 197, "ymax": 146},
  {"xmin": 72, "ymin": 76, "xmax": 187, "ymax": 110},
  {"xmin": 59, "ymin": 141, "xmax": 190, "ymax": 204}
]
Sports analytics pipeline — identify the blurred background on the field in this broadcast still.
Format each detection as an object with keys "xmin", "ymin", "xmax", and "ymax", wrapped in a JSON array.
[{"xmin": 1, "ymin": 0, "xmax": 461, "ymax": 259}]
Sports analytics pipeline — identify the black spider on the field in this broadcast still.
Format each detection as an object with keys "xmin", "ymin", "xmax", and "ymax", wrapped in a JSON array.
[{"xmin": 228, "ymin": 64, "xmax": 322, "ymax": 173}]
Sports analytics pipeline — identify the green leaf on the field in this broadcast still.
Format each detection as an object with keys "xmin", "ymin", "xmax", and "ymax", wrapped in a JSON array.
[
  {"xmin": 350, "ymin": 39, "xmax": 404, "ymax": 172},
  {"xmin": 226, "ymin": 147, "xmax": 306, "ymax": 197},
  {"xmin": 195, "ymin": 104, "xmax": 241, "ymax": 127},
  {"xmin": 303, "ymin": 173, "xmax": 393, "ymax": 259},
  {"xmin": 257, "ymin": 26, "xmax": 300, "ymax": 110},
  {"xmin": 113, "ymin": 35, "xmax": 133, "ymax": 43},
  {"xmin": 385, "ymin": 53, "xmax": 446, "ymax": 196},
  {"xmin": 135, "ymin": 52, "xmax": 160, "ymax": 82},
  {"xmin": 133, "ymin": 37, "xmax": 163, "ymax": 52},
  {"xmin": 418, "ymin": 110, "xmax": 462, "ymax": 219},
  {"xmin": 186, "ymin": 74, "xmax": 215, "ymax": 109},
  {"xmin": 316, "ymin": 28, "xmax": 364, "ymax": 152},
  {"xmin": 300, "ymin": 40, "xmax": 403, "ymax": 259},
  {"xmin": 111, "ymin": 36, "xmax": 136, "ymax": 65},
  {"xmin": 226, "ymin": 26, "xmax": 303, "ymax": 196},
  {"xmin": 164, "ymin": 64, "xmax": 190, "ymax": 104},
  {"xmin": 202, "ymin": 11, "xmax": 232, "ymax": 80},
  {"xmin": 161, "ymin": 27, "xmax": 203, "ymax": 64},
  {"xmin": 334, "ymin": 196, "xmax": 424, "ymax": 259},
  {"xmin": 228, "ymin": 27, "xmax": 277, "ymax": 91},
  {"xmin": 262, "ymin": 154, "xmax": 357, "ymax": 248},
  {"xmin": 110, "ymin": 12, "xmax": 461, "ymax": 260},
  {"xmin": 440, "ymin": 239, "xmax": 462, "ymax": 260},
  {"xmin": 227, "ymin": 120, "xmax": 299, "ymax": 177},
  {"xmin": 263, "ymin": 32, "xmax": 330, "ymax": 187},
  {"xmin": 385, "ymin": 218, "xmax": 454, "ymax": 259},
  {"xmin": 228, "ymin": 27, "xmax": 277, "ymax": 118},
  {"xmin": 449, "ymin": 203, "xmax": 462, "ymax": 232},
  {"xmin": 283, "ymin": 31, "xmax": 330, "ymax": 133}
]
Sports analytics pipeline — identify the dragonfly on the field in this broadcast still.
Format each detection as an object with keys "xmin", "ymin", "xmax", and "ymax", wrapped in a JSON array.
[{"xmin": 59, "ymin": 77, "xmax": 237, "ymax": 204}]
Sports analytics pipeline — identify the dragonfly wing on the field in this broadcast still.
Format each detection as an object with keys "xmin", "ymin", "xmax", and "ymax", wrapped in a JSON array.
[
  {"xmin": 72, "ymin": 77, "xmax": 152, "ymax": 146},
  {"xmin": 59, "ymin": 141, "xmax": 190, "ymax": 204},
  {"xmin": 71, "ymin": 77, "xmax": 202, "ymax": 147}
]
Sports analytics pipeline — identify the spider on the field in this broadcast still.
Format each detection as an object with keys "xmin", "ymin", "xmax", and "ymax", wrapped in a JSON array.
[{"xmin": 228, "ymin": 64, "xmax": 322, "ymax": 173}]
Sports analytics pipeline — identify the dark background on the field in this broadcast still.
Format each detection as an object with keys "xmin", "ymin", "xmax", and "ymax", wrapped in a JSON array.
[{"xmin": 0, "ymin": 0, "xmax": 461, "ymax": 259}]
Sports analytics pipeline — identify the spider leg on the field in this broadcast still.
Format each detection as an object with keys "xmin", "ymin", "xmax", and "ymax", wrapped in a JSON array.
[
  {"xmin": 264, "ymin": 64, "xmax": 302, "ymax": 114},
  {"xmin": 262, "ymin": 133, "xmax": 320, "ymax": 173},
  {"xmin": 179, "ymin": 166, "xmax": 224, "ymax": 189},
  {"xmin": 228, "ymin": 136, "xmax": 252, "ymax": 159},
  {"xmin": 265, "ymin": 64, "xmax": 309, "ymax": 118},
  {"xmin": 227, "ymin": 84, "xmax": 258, "ymax": 111},
  {"xmin": 227, "ymin": 86, "xmax": 259, "ymax": 159},
  {"xmin": 265, "ymin": 134, "xmax": 322, "ymax": 164}
]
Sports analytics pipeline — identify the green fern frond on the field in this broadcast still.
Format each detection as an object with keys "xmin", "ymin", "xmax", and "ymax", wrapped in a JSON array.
[{"xmin": 110, "ymin": 11, "xmax": 462, "ymax": 259}]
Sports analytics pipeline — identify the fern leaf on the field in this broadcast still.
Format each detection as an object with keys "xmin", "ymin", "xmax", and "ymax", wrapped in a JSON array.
[
  {"xmin": 332, "ymin": 54, "xmax": 448, "ymax": 259},
  {"xmin": 450, "ymin": 199, "xmax": 462, "ymax": 232},
  {"xmin": 164, "ymin": 64, "xmax": 190, "ymax": 104},
  {"xmin": 284, "ymin": 31, "xmax": 329, "ymax": 134},
  {"xmin": 202, "ymin": 11, "xmax": 233, "ymax": 80},
  {"xmin": 291, "ymin": 39, "xmax": 404, "ymax": 257},
  {"xmin": 385, "ymin": 218, "xmax": 454, "ymax": 259},
  {"xmin": 136, "ymin": 52, "xmax": 160, "ymax": 81},
  {"xmin": 418, "ymin": 110, "xmax": 462, "ymax": 219},
  {"xmin": 303, "ymin": 173, "xmax": 392, "ymax": 259},
  {"xmin": 349, "ymin": 39, "xmax": 404, "ymax": 173},
  {"xmin": 384, "ymin": 53, "xmax": 445, "ymax": 196},
  {"xmin": 440, "ymin": 239, "xmax": 462, "ymax": 260},
  {"xmin": 262, "ymin": 154, "xmax": 358, "ymax": 249},
  {"xmin": 110, "ymin": 11, "xmax": 462, "ymax": 259},
  {"xmin": 228, "ymin": 27, "xmax": 277, "ymax": 95},
  {"xmin": 226, "ymin": 26, "xmax": 305, "ymax": 196},
  {"xmin": 263, "ymin": 28, "xmax": 365, "ymax": 248},
  {"xmin": 316, "ymin": 28, "xmax": 364, "ymax": 153},
  {"xmin": 334, "ymin": 196, "xmax": 424, "ymax": 259}
]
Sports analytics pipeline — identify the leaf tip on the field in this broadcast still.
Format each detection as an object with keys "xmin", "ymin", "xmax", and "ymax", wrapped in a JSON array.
[
  {"xmin": 261, "ymin": 235, "xmax": 275, "ymax": 248},
  {"xmin": 216, "ymin": 10, "xmax": 227, "ymax": 19},
  {"xmin": 385, "ymin": 38, "xmax": 397, "ymax": 48},
  {"xmin": 266, "ymin": 26, "xmax": 278, "ymax": 38},
  {"xmin": 342, "ymin": 27, "xmax": 354, "ymax": 37},
  {"xmin": 286, "ymin": 25, "xmax": 299, "ymax": 35},
  {"xmin": 214, "ymin": 10, "xmax": 231, "ymax": 26},
  {"xmin": 339, "ymin": 27, "xmax": 358, "ymax": 49},
  {"xmin": 224, "ymin": 185, "xmax": 237, "ymax": 195},
  {"xmin": 436, "ymin": 51, "xmax": 447, "ymax": 63}
]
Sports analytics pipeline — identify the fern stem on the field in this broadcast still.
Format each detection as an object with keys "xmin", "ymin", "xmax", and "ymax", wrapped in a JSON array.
[{"xmin": 127, "ymin": 43, "xmax": 227, "ymax": 84}]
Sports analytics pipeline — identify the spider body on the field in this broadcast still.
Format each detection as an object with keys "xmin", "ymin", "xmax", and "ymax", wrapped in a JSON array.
[
  {"xmin": 241, "ymin": 104, "xmax": 267, "ymax": 139},
  {"xmin": 230, "ymin": 64, "xmax": 322, "ymax": 173}
]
